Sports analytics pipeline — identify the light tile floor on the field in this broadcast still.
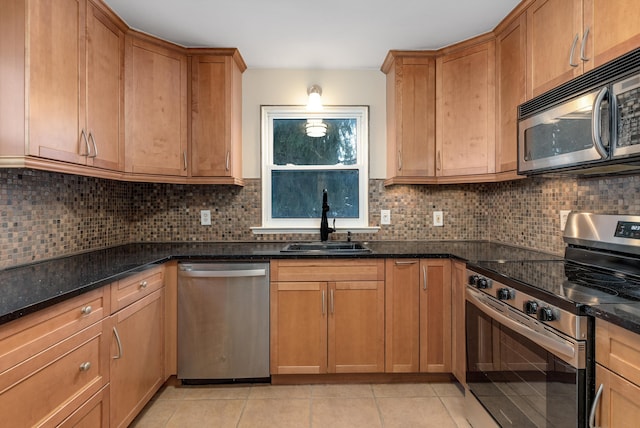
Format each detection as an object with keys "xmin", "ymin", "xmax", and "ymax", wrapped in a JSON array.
[{"xmin": 131, "ymin": 380, "xmax": 471, "ymax": 427}]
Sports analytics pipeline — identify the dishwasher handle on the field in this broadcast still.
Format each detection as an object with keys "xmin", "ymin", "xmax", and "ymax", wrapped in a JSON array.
[{"xmin": 179, "ymin": 268, "xmax": 267, "ymax": 278}]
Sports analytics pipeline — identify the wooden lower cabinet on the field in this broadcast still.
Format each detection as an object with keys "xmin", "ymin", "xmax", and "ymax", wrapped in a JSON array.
[
  {"xmin": 270, "ymin": 259, "xmax": 385, "ymax": 375},
  {"xmin": 593, "ymin": 319, "xmax": 640, "ymax": 427},
  {"xmin": 59, "ymin": 385, "xmax": 110, "ymax": 428},
  {"xmin": 451, "ymin": 260, "xmax": 466, "ymax": 385},
  {"xmin": 110, "ymin": 288, "xmax": 165, "ymax": 428},
  {"xmin": 385, "ymin": 259, "xmax": 451, "ymax": 373}
]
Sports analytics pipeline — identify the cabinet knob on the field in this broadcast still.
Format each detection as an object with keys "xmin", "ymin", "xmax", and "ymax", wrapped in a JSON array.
[
  {"xmin": 79, "ymin": 362, "xmax": 91, "ymax": 372},
  {"xmin": 139, "ymin": 280, "xmax": 148, "ymax": 289},
  {"xmin": 81, "ymin": 305, "xmax": 92, "ymax": 315}
]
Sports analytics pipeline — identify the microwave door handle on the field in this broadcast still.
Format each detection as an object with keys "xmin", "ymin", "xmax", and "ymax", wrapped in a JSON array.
[{"xmin": 592, "ymin": 86, "xmax": 609, "ymax": 159}]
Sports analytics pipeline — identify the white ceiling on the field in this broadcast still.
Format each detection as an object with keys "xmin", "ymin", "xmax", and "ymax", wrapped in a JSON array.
[{"xmin": 103, "ymin": 0, "xmax": 521, "ymax": 69}]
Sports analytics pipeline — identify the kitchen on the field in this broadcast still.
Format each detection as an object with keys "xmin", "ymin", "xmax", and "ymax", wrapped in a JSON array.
[{"xmin": 1, "ymin": 0, "xmax": 640, "ymax": 426}]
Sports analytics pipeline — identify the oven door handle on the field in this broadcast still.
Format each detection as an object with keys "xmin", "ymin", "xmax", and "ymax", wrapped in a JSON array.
[{"xmin": 467, "ymin": 288, "xmax": 578, "ymax": 365}]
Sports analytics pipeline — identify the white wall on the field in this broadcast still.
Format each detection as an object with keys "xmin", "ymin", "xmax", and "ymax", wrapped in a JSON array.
[{"xmin": 242, "ymin": 69, "xmax": 387, "ymax": 179}]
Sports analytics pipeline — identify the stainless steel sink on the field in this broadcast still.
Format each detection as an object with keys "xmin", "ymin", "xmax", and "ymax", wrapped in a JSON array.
[{"xmin": 280, "ymin": 241, "xmax": 371, "ymax": 254}]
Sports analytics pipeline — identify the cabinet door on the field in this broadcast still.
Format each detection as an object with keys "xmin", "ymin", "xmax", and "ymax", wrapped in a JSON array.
[
  {"xmin": 27, "ymin": 0, "xmax": 87, "ymax": 164},
  {"xmin": 270, "ymin": 282, "xmax": 327, "ymax": 374},
  {"xmin": 124, "ymin": 37, "xmax": 187, "ymax": 176},
  {"xmin": 583, "ymin": 0, "xmax": 640, "ymax": 71},
  {"xmin": 496, "ymin": 13, "xmax": 526, "ymax": 173},
  {"xmin": 451, "ymin": 260, "xmax": 466, "ymax": 385},
  {"xmin": 384, "ymin": 55, "xmax": 436, "ymax": 179},
  {"xmin": 526, "ymin": 0, "xmax": 583, "ymax": 98},
  {"xmin": 110, "ymin": 289, "xmax": 164, "ymax": 428},
  {"xmin": 594, "ymin": 364, "xmax": 640, "ymax": 428},
  {"xmin": 191, "ymin": 54, "xmax": 243, "ymax": 179},
  {"xmin": 85, "ymin": 2, "xmax": 124, "ymax": 171},
  {"xmin": 436, "ymin": 41, "xmax": 495, "ymax": 177},
  {"xmin": 328, "ymin": 281, "xmax": 385, "ymax": 373},
  {"xmin": 384, "ymin": 259, "xmax": 420, "ymax": 373},
  {"xmin": 419, "ymin": 259, "xmax": 451, "ymax": 373}
]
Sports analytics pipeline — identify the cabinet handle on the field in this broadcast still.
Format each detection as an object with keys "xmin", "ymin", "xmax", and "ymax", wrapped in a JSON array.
[
  {"xmin": 330, "ymin": 288, "xmax": 335, "ymax": 314},
  {"xmin": 79, "ymin": 361, "xmax": 91, "ymax": 372},
  {"xmin": 437, "ymin": 150, "xmax": 442, "ymax": 171},
  {"xmin": 422, "ymin": 265, "xmax": 428, "ymax": 291},
  {"xmin": 139, "ymin": 280, "xmax": 148, "ymax": 289},
  {"xmin": 112, "ymin": 326, "xmax": 123, "ymax": 360},
  {"xmin": 569, "ymin": 33, "xmax": 580, "ymax": 67},
  {"xmin": 588, "ymin": 383, "xmax": 604, "ymax": 428},
  {"xmin": 580, "ymin": 27, "xmax": 590, "ymax": 62},
  {"xmin": 88, "ymin": 132, "xmax": 98, "ymax": 158},
  {"xmin": 322, "ymin": 290, "xmax": 326, "ymax": 315},
  {"xmin": 394, "ymin": 260, "xmax": 417, "ymax": 266},
  {"xmin": 225, "ymin": 151, "xmax": 230, "ymax": 171},
  {"xmin": 79, "ymin": 129, "xmax": 90, "ymax": 157},
  {"xmin": 183, "ymin": 151, "xmax": 188, "ymax": 171},
  {"xmin": 80, "ymin": 305, "xmax": 92, "ymax": 315},
  {"xmin": 398, "ymin": 150, "xmax": 402, "ymax": 171}
]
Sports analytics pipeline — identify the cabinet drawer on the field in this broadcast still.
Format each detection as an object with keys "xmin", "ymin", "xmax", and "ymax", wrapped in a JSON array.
[
  {"xmin": 0, "ymin": 287, "xmax": 109, "ymax": 374},
  {"xmin": 271, "ymin": 259, "xmax": 384, "ymax": 282},
  {"xmin": 0, "ymin": 320, "xmax": 109, "ymax": 427},
  {"xmin": 110, "ymin": 265, "xmax": 164, "ymax": 313},
  {"xmin": 596, "ymin": 319, "xmax": 640, "ymax": 386},
  {"xmin": 59, "ymin": 385, "xmax": 110, "ymax": 428}
]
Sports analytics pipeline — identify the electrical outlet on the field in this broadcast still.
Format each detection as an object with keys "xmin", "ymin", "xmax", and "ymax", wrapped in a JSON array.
[
  {"xmin": 200, "ymin": 210, "xmax": 212, "ymax": 226},
  {"xmin": 560, "ymin": 210, "xmax": 571, "ymax": 231},
  {"xmin": 433, "ymin": 211, "xmax": 444, "ymax": 227},
  {"xmin": 381, "ymin": 209, "xmax": 391, "ymax": 225}
]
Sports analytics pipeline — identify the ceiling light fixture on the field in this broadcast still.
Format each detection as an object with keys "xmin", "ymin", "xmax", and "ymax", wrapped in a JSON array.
[{"xmin": 306, "ymin": 85, "xmax": 326, "ymax": 137}]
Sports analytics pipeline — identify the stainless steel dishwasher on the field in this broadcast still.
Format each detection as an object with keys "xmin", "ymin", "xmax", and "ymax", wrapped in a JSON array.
[{"xmin": 177, "ymin": 262, "xmax": 270, "ymax": 383}]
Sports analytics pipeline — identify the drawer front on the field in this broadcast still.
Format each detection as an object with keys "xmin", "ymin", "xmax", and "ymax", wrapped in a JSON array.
[
  {"xmin": 596, "ymin": 319, "xmax": 640, "ymax": 386},
  {"xmin": 0, "ymin": 320, "xmax": 108, "ymax": 427},
  {"xmin": 271, "ymin": 259, "xmax": 384, "ymax": 282},
  {"xmin": 59, "ymin": 385, "xmax": 110, "ymax": 428},
  {"xmin": 111, "ymin": 265, "xmax": 164, "ymax": 313},
  {"xmin": 0, "ymin": 287, "xmax": 109, "ymax": 374}
]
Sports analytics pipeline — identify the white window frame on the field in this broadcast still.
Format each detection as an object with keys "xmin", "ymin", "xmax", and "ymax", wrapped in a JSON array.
[{"xmin": 256, "ymin": 105, "xmax": 370, "ymax": 233}]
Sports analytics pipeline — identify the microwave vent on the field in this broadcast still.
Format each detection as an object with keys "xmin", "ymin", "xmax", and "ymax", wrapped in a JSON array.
[{"xmin": 519, "ymin": 47, "xmax": 640, "ymax": 119}]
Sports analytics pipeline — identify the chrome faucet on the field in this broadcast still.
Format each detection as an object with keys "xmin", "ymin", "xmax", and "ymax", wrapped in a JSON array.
[{"xmin": 320, "ymin": 189, "xmax": 335, "ymax": 241}]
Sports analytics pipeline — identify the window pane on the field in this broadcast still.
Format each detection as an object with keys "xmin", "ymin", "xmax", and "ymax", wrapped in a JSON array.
[
  {"xmin": 273, "ymin": 118, "xmax": 357, "ymax": 166},
  {"xmin": 271, "ymin": 170, "xmax": 359, "ymax": 218}
]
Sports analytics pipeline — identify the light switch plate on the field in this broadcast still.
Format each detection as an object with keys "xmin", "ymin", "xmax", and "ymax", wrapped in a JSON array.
[
  {"xmin": 200, "ymin": 210, "xmax": 212, "ymax": 226},
  {"xmin": 381, "ymin": 209, "xmax": 391, "ymax": 225},
  {"xmin": 433, "ymin": 211, "xmax": 444, "ymax": 227}
]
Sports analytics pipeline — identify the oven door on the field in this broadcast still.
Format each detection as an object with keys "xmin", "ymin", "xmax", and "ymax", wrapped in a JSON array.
[{"xmin": 465, "ymin": 287, "xmax": 587, "ymax": 428}]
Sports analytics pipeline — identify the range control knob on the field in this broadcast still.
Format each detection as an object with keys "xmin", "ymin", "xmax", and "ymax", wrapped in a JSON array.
[
  {"xmin": 477, "ymin": 278, "xmax": 489, "ymax": 289},
  {"xmin": 539, "ymin": 307, "xmax": 555, "ymax": 322},
  {"xmin": 497, "ymin": 288, "xmax": 513, "ymax": 301},
  {"xmin": 524, "ymin": 301, "xmax": 539, "ymax": 315},
  {"xmin": 468, "ymin": 275, "xmax": 479, "ymax": 286}
]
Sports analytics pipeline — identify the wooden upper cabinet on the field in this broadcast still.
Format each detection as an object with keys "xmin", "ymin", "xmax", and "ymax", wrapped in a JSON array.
[
  {"xmin": 190, "ymin": 51, "xmax": 245, "ymax": 184},
  {"xmin": 26, "ymin": 0, "xmax": 86, "ymax": 164},
  {"xmin": 583, "ymin": 0, "xmax": 640, "ymax": 72},
  {"xmin": 85, "ymin": 1, "xmax": 125, "ymax": 171},
  {"xmin": 382, "ymin": 52, "xmax": 437, "ymax": 185},
  {"xmin": 436, "ymin": 39, "xmax": 496, "ymax": 177},
  {"xmin": 124, "ymin": 35, "xmax": 188, "ymax": 177},
  {"xmin": 527, "ymin": 0, "xmax": 583, "ymax": 98},
  {"xmin": 495, "ymin": 12, "xmax": 526, "ymax": 173}
]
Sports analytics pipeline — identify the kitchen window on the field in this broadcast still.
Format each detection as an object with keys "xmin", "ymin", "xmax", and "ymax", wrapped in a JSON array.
[{"xmin": 257, "ymin": 105, "xmax": 369, "ymax": 233}]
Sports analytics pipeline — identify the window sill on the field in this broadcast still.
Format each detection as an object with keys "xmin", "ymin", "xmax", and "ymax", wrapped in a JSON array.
[{"xmin": 250, "ymin": 226, "xmax": 380, "ymax": 235}]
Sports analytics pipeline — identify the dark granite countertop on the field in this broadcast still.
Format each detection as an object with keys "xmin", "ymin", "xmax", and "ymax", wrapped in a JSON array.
[
  {"xmin": 0, "ymin": 240, "xmax": 561, "ymax": 326},
  {"xmin": 585, "ymin": 304, "xmax": 640, "ymax": 335}
]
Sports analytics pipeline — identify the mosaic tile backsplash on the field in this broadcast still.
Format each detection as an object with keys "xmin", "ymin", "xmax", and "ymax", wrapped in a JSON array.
[{"xmin": 1, "ymin": 168, "xmax": 640, "ymax": 269}]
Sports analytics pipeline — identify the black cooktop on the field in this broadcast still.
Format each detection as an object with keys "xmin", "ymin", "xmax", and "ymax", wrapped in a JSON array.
[{"xmin": 475, "ymin": 259, "xmax": 640, "ymax": 307}]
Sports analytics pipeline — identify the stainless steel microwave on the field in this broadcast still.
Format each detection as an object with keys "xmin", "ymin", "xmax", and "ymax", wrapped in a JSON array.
[{"xmin": 518, "ymin": 49, "xmax": 640, "ymax": 176}]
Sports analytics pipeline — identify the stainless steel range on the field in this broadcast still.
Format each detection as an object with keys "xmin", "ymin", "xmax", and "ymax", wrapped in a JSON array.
[{"xmin": 465, "ymin": 212, "xmax": 640, "ymax": 428}]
